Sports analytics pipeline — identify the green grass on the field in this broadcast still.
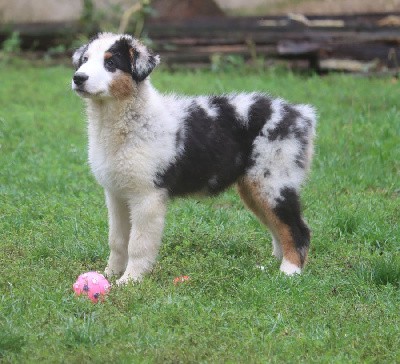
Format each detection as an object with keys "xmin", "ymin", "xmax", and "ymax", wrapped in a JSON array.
[{"xmin": 0, "ymin": 63, "xmax": 399, "ymax": 363}]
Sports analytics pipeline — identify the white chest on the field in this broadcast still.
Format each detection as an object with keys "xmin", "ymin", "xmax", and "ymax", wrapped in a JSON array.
[{"xmin": 88, "ymin": 132, "xmax": 157, "ymax": 194}]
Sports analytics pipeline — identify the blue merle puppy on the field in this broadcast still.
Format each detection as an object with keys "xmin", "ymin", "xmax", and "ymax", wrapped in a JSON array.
[{"xmin": 71, "ymin": 33, "xmax": 317, "ymax": 285}]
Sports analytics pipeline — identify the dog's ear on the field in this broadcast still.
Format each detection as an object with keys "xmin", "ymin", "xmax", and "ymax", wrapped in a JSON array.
[
  {"xmin": 123, "ymin": 36, "xmax": 160, "ymax": 82},
  {"xmin": 72, "ymin": 44, "xmax": 88, "ymax": 70},
  {"xmin": 131, "ymin": 49, "xmax": 160, "ymax": 82}
]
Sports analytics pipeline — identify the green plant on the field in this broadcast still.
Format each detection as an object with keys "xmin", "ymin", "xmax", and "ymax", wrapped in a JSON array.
[
  {"xmin": 1, "ymin": 31, "xmax": 21, "ymax": 53},
  {"xmin": 78, "ymin": 0, "xmax": 154, "ymax": 36},
  {"xmin": 119, "ymin": 0, "xmax": 154, "ymax": 37},
  {"xmin": 0, "ymin": 32, "xmax": 22, "ymax": 65},
  {"xmin": 211, "ymin": 53, "xmax": 246, "ymax": 72}
]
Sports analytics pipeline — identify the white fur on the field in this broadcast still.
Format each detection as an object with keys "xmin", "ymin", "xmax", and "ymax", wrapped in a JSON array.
[
  {"xmin": 230, "ymin": 93, "xmax": 257, "ymax": 124},
  {"xmin": 84, "ymin": 85, "xmax": 183, "ymax": 284},
  {"xmin": 280, "ymin": 258, "xmax": 302, "ymax": 275}
]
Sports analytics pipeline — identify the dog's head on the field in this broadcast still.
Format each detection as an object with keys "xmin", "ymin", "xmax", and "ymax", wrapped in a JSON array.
[{"xmin": 72, "ymin": 33, "xmax": 160, "ymax": 99}]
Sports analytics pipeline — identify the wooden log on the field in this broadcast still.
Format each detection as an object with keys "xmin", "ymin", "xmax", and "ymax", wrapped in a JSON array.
[{"xmin": 319, "ymin": 59, "xmax": 380, "ymax": 72}]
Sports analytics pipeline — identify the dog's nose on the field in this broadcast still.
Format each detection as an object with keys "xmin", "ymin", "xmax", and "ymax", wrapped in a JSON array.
[{"xmin": 73, "ymin": 72, "xmax": 89, "ymax": 86}]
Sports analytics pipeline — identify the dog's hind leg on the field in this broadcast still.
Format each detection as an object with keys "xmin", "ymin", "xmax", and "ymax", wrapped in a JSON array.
[
  {"xmin": 104, "ymin": 191, "xmax": 131, "ymax": 278},
  {"xmin": 237, "ymin": 177, "xmax": 310, "ymax": 275},
  {"xmin": 116, "ymin": 191, "xmax": 167, "ymax": 285}
]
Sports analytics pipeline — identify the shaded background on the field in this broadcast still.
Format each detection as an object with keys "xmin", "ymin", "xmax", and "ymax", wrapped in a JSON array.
[{"xmin": 1, "ymin": 1, "xmax": 400, "ymax": 74}]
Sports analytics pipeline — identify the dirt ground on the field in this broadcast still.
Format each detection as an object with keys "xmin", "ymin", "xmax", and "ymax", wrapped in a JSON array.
[{"xmin": 219, "ymin": 0, "xmax": 400, "ymax": 15}]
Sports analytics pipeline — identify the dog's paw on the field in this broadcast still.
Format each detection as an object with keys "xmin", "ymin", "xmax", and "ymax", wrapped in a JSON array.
[
  {"xmin": 116, "ymin": 272, "xmax": 142, "ymax": 286},
  {"xmin": 104, "ymin": 265, "xmax": 124, "ymax": 279},
  {"xmin": 104, "ymin": 254, "xmax": 128, "ymax": 278},
  {"xmin": 280, "ymin": 258, "xmax": 302, "ymax": 275}
]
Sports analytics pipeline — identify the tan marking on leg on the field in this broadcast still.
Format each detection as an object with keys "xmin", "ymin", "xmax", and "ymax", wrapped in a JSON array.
[{"xmin": 237, "ymin": 177, "xmax": 302, "ymax": 268}]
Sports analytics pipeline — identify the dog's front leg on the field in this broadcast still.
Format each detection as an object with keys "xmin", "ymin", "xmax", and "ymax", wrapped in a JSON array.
[
  {"xmin": 104, "ymin": 190, "xmax": 131, "ymax": 278},
  {"xmin": 116, "ymin": 191, "xmax": 167, "ymax": 285}
]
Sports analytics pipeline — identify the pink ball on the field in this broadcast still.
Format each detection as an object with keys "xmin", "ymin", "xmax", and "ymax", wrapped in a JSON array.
[{"xmin": 73, "ymin": 271, "xmax": 110, "ymax": 303}]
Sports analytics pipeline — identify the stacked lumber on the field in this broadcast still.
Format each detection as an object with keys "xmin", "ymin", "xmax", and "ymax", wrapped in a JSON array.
[
  {"xmin": 1, "ymin": 12, "xmax": 400, "ymax": 73},
  {"xmin": 144, "ymin": 12, "xmax": 400, "ymax": 72}
]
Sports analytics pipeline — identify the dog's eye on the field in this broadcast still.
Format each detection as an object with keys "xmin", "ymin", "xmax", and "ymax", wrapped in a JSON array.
[
  {"xmin": 82, "ymin": 56, "xmax": 88, "ymax": 63},
  {"xmin": 106, "ymin": 59, "xmax": 114, "ymax": 67}
]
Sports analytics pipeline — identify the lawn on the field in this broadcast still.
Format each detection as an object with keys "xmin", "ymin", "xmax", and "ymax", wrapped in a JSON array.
[{"xmin": 0, "ymin": 62, "xmax": 399, "ymax": 363}]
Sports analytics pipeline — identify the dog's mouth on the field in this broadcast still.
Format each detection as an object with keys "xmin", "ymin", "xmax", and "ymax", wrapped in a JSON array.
[
  {"xmin": 73, "ymin": 86, "xmax": 103, "ymax": 98},
  {"xmin": 76, "ymin": 90, "xmax": 94, "ymax": 98}
]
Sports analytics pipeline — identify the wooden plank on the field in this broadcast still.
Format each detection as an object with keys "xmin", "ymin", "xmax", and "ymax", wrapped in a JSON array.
[
  {"xmin": 2, "ymin": 13, "xmax": 400, "ymax": 72},
  {"xmin": 319, "ymin": 59, "xmax": 380, "ymax": 72}
]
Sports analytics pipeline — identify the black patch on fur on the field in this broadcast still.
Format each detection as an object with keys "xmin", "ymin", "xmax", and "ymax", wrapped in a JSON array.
[
  {"xmin": 247, "ymin": 96, "xmax": 272, "ymax": 167},
  {"xmin": 102, "ymin": 36, "xmax": 158, "ymax": 82},
  {"xmin": 295, "ymin": 157, "xmax": 305, "ymax": 169},
  {"xmin": 248, "ymin": 95, "xmax": 272, "ymax": 132},
  {"xmin": 268, "ymin": 104, "xmax": 301, "ymax": 141},
  {"xmin": 274, "ymin": 187, "xmax": 310, "ymax": 265},
  {"xmin": 105, "ymin": 38, "xmax": 132, "ymax": 74},
  {"xmin": 155, "ymin": 95, "xmax": 271, "ymax": 196}
]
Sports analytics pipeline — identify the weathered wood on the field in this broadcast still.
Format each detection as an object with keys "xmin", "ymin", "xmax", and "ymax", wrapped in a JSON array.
[
  {"xmin": 160, "ymin": 44, "xmax": 277, "ymax": 63},
  {"xmin": 319, "ymin": 59, "xmax": 381, "ymax": 72},
  {"xmin": 144, "ymin": 13, "xmax": 400, "ymax": 72},
  {"xmin": 2, "ymin": 12, "xmax": 400, "ymax": 72}
]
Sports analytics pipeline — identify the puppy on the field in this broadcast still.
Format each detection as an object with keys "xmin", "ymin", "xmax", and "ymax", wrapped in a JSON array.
[{"xmin": 72, "ymin": 32, "xmax": 317, "ymax": 285}]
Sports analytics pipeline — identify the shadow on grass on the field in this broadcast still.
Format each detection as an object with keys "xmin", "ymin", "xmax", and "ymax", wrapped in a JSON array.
[
  {"xmin": 357, "ymin": 256, "xmax": 400, "ymax": 288},
  {"xmin": 0, "ymin": 331, "xmax": 25, "ymax": 358}
]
